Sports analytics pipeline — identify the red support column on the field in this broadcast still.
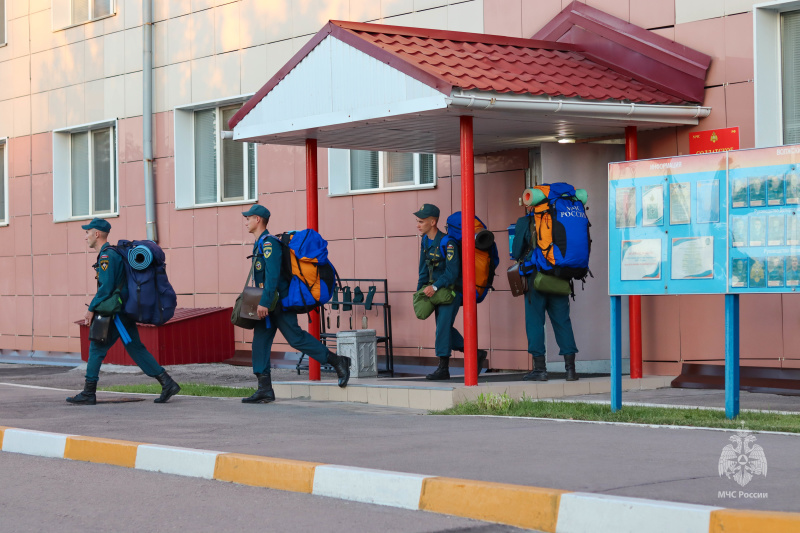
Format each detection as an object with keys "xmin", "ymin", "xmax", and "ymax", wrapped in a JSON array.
[
  {"xmin": 306, "ymin": 138, "xmax": 321, "ymax": 382},
  {"xmin": 460, "ymin": 116, "xmax": 478, "ymax": 386},
  {"xmin": 625, "ymin": 126, "xmax": 643, "ymax": 380}
]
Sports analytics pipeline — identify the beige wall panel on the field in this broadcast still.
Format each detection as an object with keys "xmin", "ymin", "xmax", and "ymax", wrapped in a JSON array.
[
  {"xmin": 48, "ymin": 87, "xmax": 67, "ymax": 130},
  {"xmin": 9, "ymin": 0, "xmax": 30, "ymax": 19},
  {"xmin": 166, "ymin": 61, "xmax": 191, "ymax": 109},
  {"xmin": 380, "ymin": 12, "xmax": 414, "ymax": 25},
  {"xmin": 351, "ymin": 0, "xmax": 381, "ymax": 21},
  {"xmin": 240, "ymin": 44, "xmax": 267, "ymax": 94},
  {"xmin": 84, "ymin": 79, "xmax": 105, "ymax": 123},
  {"xmin": 168, "ymin": 14, "xmax": 192, "ymax": 64},
  {"xmin": 190, "ymin": 55, "xmax": 214, "ymax": 102},
  {"xmin": 13, "ymin": 96, "xmax": 30, "ymax": 137},
  {"xmin": 29, "ymin": 0, "xmax": 47, "ymax": 14},
  {"xmin": 153, "ymin": 65, "xmax": 168, "ymax": 113},
  {"xmin": 30, "ymin": 91, "xmax": 49, "ymax": 134},
  {"xmin": 84, "ymin": 17, "xmax": 105, "ymax": 39},
  {"xmin": 11, "ymin": 16, "xmax": 31, "ymax": 59},
  {"xmin": 0, "ymin": 99, "xmax": 12, "ymax": 138},
  {"xmin": 30, "ymin": 9, "xmax": 65, "ymax": 54},
  {"xmin": 265, "ymin": 38, "xmax": 293, "ymax": 80},
  {"xmin": 293, "ymin": 0, "xmax": 348, "ymax": 37},
  {"xmin": 415, "ymin": 0, "xmax": 449, "ymax": 12},
  {"xmin": 191, "ymin": 8, "xmax": 214, "ymax": 59},
  {"xmin": 215, "ymin": 49, "xmax": 240, "ymax": 98},
  {"xmin": 154, "ymin": 0, "xmax": 169, "ymax": 22},
  {"xmin": 103, "ymin": 75, "xmax": 125, "ymax": 119},
  {"xmin": 192, "ymin": 0, "xmax": 215, "ymax": 14},
  {"xmin": 413, "ymin": 5, "xmax": 447, "ymax": 30},
  {"xmin": 448, "ymin": 0, "xmax": 483, "ymax": 33},
  {"xmin": 215, "ymin": 2, "xmax": 239, "ymax": 54},
  {"xmin": 84, "ymin": 36, "xmax": 104, "ymax": 81},
  {"xmin": 65, "ymin": 24, "xmax": 86, "ymax": 45},
  {"xmin": 125, "ymin": 71, "xmax": 143, "ymax": 117},
  {"xmin": 104, "ymin": 30, "xmax": 126, "ymax": 77},
  {"xmin": 383, "ymin": 0, "xmax": 414, "ymax": 18},
  {"xmin": 0, "ymin": 58, "xmax": 11, "ymax": 102},
  {"xmin": 65, "ymin": 83, "xmax": 85, "ymax": 127},
  {"xmin": 237, "ymin": 0, "xmax": 268, "ymax": 49},
  {"xmin": 62, "ymin": 41, "xmax": 85, "ymax": 87},
  {"xmin": 291, "ymin": 33, "xmax": 313, "ymax": 53},
  {"xmin": 168, "ymin": 0, "xmax": 192, "ymax": 21},
  {"xmin": 103, "ymin": 11, "xmax": 126, "ymax": 35},
  {"xmin": 124, "ymin": 0, "xmax": 143, "ymax": 29},
  {"xmin": 124, "ymin": 26, "xmax": 143, "ymax": 72},
  {"xmin": 725, "ymin": 0, "xmax": 757, "ymax": 15},
  {"xmin": 153, "ymin": 21, "xmax": 168, "ymax": 67},
  {"xmin": 260, "ymin": 0, "xmax": 293, "ymax": 44},
  {"xmin": 676, "ymin": 0, "xmax": 725, "ymax": 24},
  {"xmin": 10, "ymin": 56, "xmax": 30, "ymax": 98}
]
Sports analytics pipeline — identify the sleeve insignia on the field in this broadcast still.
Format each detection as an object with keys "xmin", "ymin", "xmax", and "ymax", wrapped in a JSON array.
[
  {"xmin": 263, "ymin": 242, "xmax": 273, "ymax": 259},
  {"xmin": 100, "ymin": 259, "xmax": 109, "ymax": 271},
  {"xmin": 446, "ymin": 244, "xmax": 455, "ymax": 261},
  {"xmin": 255, "ymin": 261, "xmax": 262, "ymax": 271},
  {"xmin": 259, "ymin": 283, "xmax": 264, "ymax": 288}
]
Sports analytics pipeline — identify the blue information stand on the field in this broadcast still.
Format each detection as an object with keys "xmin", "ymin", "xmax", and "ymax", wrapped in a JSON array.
[
  {"xmin": 725, "ymin": 294, "xmax": 740, "ymax": 419},
  {"xmin": 610, "ymin": 296, "xmax": 622, "ymax": 412}
]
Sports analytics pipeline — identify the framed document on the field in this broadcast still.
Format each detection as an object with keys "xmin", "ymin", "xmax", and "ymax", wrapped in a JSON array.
[
  {"xmin": 730, "ymin": 216, "xmax": 747, "ymax": 247},
  {"xmin": 788, "ymin": 216, "xmax": 800, "ymax": 246},
  {"xmin": 768, "ymin": 215, "xmax": 785, "ymax": 246},
  {"xmin": 768, "ymin": 175, "xmax": 786, "ymax": 206},
  {"xmin": 767, "ymin": 256, "xmax": 785, "ymax": 287},
  {"xmin": 731, "ymin": 178, "xmax": 748, "ymax": 208},
  {"xmin": 642, "ymin": 185, "xmax": 664, "ymax": 226},
  {"xmin": 787, "ymin": 171, "xmax": 800, "ymax": 205},
  {"xmin": 696, "ymin": 180, "xmax": 720, "ymax": 223},
  {"xmin": 669, "ymin": 182, "xmax": 691, "ymax": 225},
  {"xmin": 621, "ymin": 239, "xmax": 662, "ymax": 280},
  {"xmin": 671, "ymin": 236, "xmax": 714, "ymax": 279},
  {"xmin": 749, "ymin": 216, "xmax": 766, "ymax": 247},
  {"xmin": 615, "ymin": 187, "xmax": 637, "ymax": 228},
  {"xmin": 749, "ymin": 257, "xmax": 766, "ymax": 288},
  {"xmin": 731, "ymin": 257, "xmax": 747, "ymax": 287},
  {"xmin": 787, "ymin": 256, "xmax": 800, "ymax": 287},
  {"xmin": 749, "ymin": 176, "xmax": 766, "ymax": 207}
]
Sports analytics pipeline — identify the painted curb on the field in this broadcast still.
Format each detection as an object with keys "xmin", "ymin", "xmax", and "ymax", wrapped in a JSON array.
[{"xmin": 1, "ymin": 425, "xmax": 798, "ymax": 533}]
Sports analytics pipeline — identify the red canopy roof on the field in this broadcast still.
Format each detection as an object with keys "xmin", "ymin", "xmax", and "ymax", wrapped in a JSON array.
[{"xmin": 229, "ymin": 20, "xmax": 695, "ymax": 130}]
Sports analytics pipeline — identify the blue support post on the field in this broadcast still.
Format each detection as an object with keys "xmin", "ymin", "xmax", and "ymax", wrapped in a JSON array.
[
  {"xmin": 725, "ymin": 294, "xmax": 740, "ymax": 419},
  {"xmin": 610, "ymin": 296, "xmax": 622, "ymax": 412}
]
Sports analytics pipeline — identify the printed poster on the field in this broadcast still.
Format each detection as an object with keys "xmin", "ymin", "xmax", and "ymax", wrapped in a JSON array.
[
  {"xmin": 642, "ymin": 185, "xmax": 664, "ymax": 226},
  {"xmin": 670, "ymin": 182, "xmax": 691, "ymax": 225},
  {"xmin": 621, "ymin": 240, "xmax": 662, "ymax": 281},
  {"xmin": 671, "ymin": 236, "xmax": 714, "ymax": 279},
  {"xmin": 615, "ymin": 187, "xmax": 637, "ymax": 228},
  {"xmin": 696, "ymin": 179, "xmax": 720, "ymax": 223}
]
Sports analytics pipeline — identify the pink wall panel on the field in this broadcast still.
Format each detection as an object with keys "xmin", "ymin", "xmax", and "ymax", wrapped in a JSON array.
[
  {"xmin": 47, "ymin": 216, "xmax": 68, "ymax": 255},
  {"xmin": 522, "ymin": 0, "xmax": 563, "ymax": 38},
  {"xmin": 125, "ymin": 205, "xmax": 148, "ymax": 241},
  {"xmin": 586, "ymin": 0, "xmax": 629, "ymax": 22},
  {"xmin": 32, "ymin": 255, "xmax": 50, "ymax": 295},
  {"xmin": 31, "ymin": 173, "xmax": 53, "ymax": 215},
  {"xmin": 176, "ymin": 294, "xmax": 195, "ymax": 308},
  {"xmin": 31, "ymin": 133, "xmax": 53, "ymax": 175},
  {"xmin": 49, "ymin": 254, "xmax": 68, "ymax": 296},
  {"xmin": 153, "ymin": 111, "xmax": 174, "ymax": 160},
  {"xmin": 327, "ymin": 239, "xmax": 355, "ymax": 278},
  {"xmin": 0, "ymin": 257, "xmax": 14, "ymax": 295},
  {"xmin": 629, "ymin": 0, "xmax": 674, "ymax": 29},
  {"xmin": 50, "ymin": 295, "xmax": 70, "ymax": 337},
  {"xmin": 436, "ymin": 154, "xmax": 450, "ymax": 178},
  {"xmin": 675, "ymin": 17, "xmax": 726, "ymax": 88},
  {"xmin": 353, "ymin": 237, "xmax": 387, "ymax": 280},
  {"xmin": 153, "ymin": 157, "xmax": 175, "ymax": 203},
  {"xmin": 639, "ymin": 128, "xmax": 678, "ymax": 160},
  {"xmin": 0, "ymin": 298, "xmax": 16, "ymax": 334},
  {"xmin": 67, "ymin": 221, "xmax": 89, "ymax": 253},
  {"xmin": 67, "ymin": 253, "xmax": 89, "ymax": 295},
  {"xmin": 319, "ymin": 193, "xmax": 354, "ymax": 241},
  {"xmin": 419, "ymin": 176, "xmax": 452, "ymax": 215},
  {"xmin": 69, "ymin": 295, "xmax": 88, "ymax": 330},
  {"xmin": 14, "ymin": 256, "xmax": 32, "ymax": 295},
  {"xmin": 0, "ymin": 227, "xmax": 15, "ymax": 256},
  {"xmin": 194, "ymin": 246, "xmax": 219, "ymax": 294},
  {"xmin": 155, "ymin": 203, "xmax": 172, "ymax": 248},
  {"xmin": 677, "ymin": 86, "xmax": 727, "ymax": 155},
  {"xmin": 169, "ymin": 247, "xmax": 195, "ymax": 294},
  {"xmin": 486, "ymin": 170, "xmax": 525, "ymax": 232},
  {"xmin": 488, "ymin": 290, "xmax": 527, "ymax": 351},
  {"xmin": 195, "ymin": 293, "xmax": 220, "ymax": 307},
  {"xmin": 641, "ymin": 294, "xmax": 681, "ymax": 362},
  {"xmin": 725, "ymin": 13, "xmax": 753, "ymax": 85},
  {"xmin": 352, "ymin": 193, "xmax": 386, "ymax": 239},
  {"xmin": 10, "ymin": 176, "xmax": 31, "ymax": 217},
  {"xmin": 385, "ymin": 235, "xmax": 420, "ymax": 290},
  {"xmin": 293, "ymin": 189, "xmax": 307, "ymax": 229},
  {"xmin": 192, "ymin": 206, "xmax": 219, "ymax": 246},
  {"xmin": 218, "ymin": 244, "xmax": 248, "ymax": 294},
  {"xmin": 725, "ymin": 82, "xmax": 755, "ymax": 149},
  {"xmin": 678, "ymin": 294, "xmax": 725, "ymax": 361},
  {"xmin": 739, "ymin": 294, "xmax": 784, "ymax": 359},
  {"xmin": 484, "ymin": 0, "xmax": 522, "ymax": 37},
  {"xmin": 782, "ymin": 295, "xmax": 800, "ymax": 360},
  {"xmin": 119, "ymin": 116, "xmax": 144, "ymax": 163},
  {"xmin": 384, "ymin": 190, "xmax": 419, "ymax": 237},
  {"xmin": 259, "ymin": 145, "xmax": 296, "ymax": 194},
  {"xmin": 13, "ymin": 215, "xmax": 31, "ymax": 256},
  {"xmin": 316, "ymin": 147, "xmax": 329, "ymax": 189},
  {"xmin": 486, "ymin": 149, "xmax": 527, "ymax": 174},
  {"xmin": 31, "ymin": 214, "xmax": 50, "ymax": 255},
  {"xmin": 217, "ymin": 204, "xmax": 247, "ymax": 245},
  {"xmin": 390, "ymin": 296, "xmax": 429, "ymax": 348},
  {"xmin": 123, "ymin": 161, "xmax": 146, "ymax": 207},
  {"xmin": 293, "ymin": 146, "xmax": 307, "ymax": 192},
  {"xmin": 261, "ymin": 191, "xmax": 294, "ymax": 231},
  {"xmin": 32, "ymin": 296, "xmax": 50, "ymax": 336},
  {"xmin": 169, "ymin": 207, "xmax": 195, "ymax": 248},
  {"xmin": 642, "ymin": 361, "xmax": 682, "ymax": 376},
  {"xmin": 11, "ymin": 136, "xmax": 31, "ymax": 178},
  {"xmin": 489, "ymin": 349, "xmax": 529, "ymax": 371}
]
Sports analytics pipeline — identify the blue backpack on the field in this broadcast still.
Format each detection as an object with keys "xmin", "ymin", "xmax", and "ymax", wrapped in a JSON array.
[
  {"xmin": 441, "ymin": 212, "xmax": 500, "ymax": 304},
  {"xmin": 276, "ymin": 229, "xmax": 337, "ymax": 313},
  {"xmin": 110, "ymin": 240, "xmax": 177, "ymax": 325}
]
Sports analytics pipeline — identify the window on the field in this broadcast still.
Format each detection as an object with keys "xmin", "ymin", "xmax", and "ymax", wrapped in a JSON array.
[
  {"xmin": 782, "ymin": 10, "xmax": 800, "ymax": 143},
  {"xmin": 329, "ymin": 150, "xmax": 436, "ymax": 195},
  {"xmin": 53, "ymin": 121, "xmax": 118, "ymax": 222},
  {"xmin": 175, "ymin": 99, "xmax": 257, "ymax": 209},
  {"xmin": 0, "ymin": 140, "xmax": 7, "ymax": 225},
  {"xmin": 1, "ymin": 0, "xmax": 6, "ymax": 46},
  {"xmin": 52, "ymin": 0, "xmax": 115, "ymax": 30}
]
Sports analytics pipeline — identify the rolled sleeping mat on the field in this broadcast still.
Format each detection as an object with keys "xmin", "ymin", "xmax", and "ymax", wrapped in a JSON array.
[
  {"xmin": 475, "ymin": 229, "xmax": 495, "ymax": 251},
  {"xmin": 522, "ymin": 188, "xmax": 546, "ymax": 206},
  {"xmin": 575, "ymin": 188, "xmax": 588, "ymax": 206},
  {"xmin": 128, "ymin": 245, "xmax": 154, "ymax": 271}
]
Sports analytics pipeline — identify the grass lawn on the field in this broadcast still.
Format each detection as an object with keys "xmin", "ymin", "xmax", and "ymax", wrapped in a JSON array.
[
  {"xmin": 435, "ymin": 393, "xmax": 800, "ymax": 433},
  {"xmin": 99, "ymin": 383, "xmax": 255, "ymax": 398}
]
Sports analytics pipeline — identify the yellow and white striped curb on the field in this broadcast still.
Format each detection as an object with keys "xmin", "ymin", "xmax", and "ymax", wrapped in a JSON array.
[{"xmin": 1, "ymin": 425, "xmax": 797, "ymax": 532}]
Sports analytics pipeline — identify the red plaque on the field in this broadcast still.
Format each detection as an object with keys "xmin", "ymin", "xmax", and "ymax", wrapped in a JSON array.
[{"xmin": 689, "ymin": 127, "xmax": 740, "ymax": 154}]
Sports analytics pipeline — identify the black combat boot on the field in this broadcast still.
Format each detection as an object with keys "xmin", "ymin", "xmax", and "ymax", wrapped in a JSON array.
[
  {"xmin": 476, "ymin": 349, "xmax": 488, "ymax": 377},
  {"xmin": 154, "ymin": 371, "xmax": 181, "ymax": 403},
  {"xmin": 564, "ymin": 354, "xmax": 578, "ymax": 381},
  {"xmin": 426, "ymin": 356, "xmax": 450, "ymax": 381},
  {"xmin": 523, "ymin": 356, "xmax": 548, "ymax": 381},
  {"xmin": 242, "ymin": 373, "xmax": 276, "ymax": 403},
  {"xmin": 326, "ymin": 352, "xmax": 351, "ymax": 388},
  {"xmin": 66, "ymin": 380, "xmax": 97, "ymax": 405}
]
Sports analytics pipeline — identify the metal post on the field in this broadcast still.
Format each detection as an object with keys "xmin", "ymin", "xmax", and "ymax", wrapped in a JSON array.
[
  {"xmin": 306, "ymin": 139, "xmax": 321, "ymax": 381},
  {"xmin": 625, "ymin": 126, "xmax": 641, "ymax": 379},
  {"xmin": 460, "ymin": 116, "xmax": 478, "ymax": 386},
  {"xmin": 610, "ymin": 295, "xmax": 622, "ymax": 412},
  {"xmin": 725, "ymin": 294, "xmax": 740, "ymax": 419},
  {"xmin": 142, "ymin": 0, "xmax": 157, "ymax": 241}
]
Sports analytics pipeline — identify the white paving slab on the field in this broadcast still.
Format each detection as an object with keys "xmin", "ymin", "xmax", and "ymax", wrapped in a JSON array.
[
  {"xmin": 312, "ymin": 465, "xmax": 432, "ymax": 510},
  {"xmin": 1, "ymin": 429, "xmax": 71, "ymax": 459},
  {"xmin": 134, "ymin": 444, "xmax": 220, "ymax": 479}
]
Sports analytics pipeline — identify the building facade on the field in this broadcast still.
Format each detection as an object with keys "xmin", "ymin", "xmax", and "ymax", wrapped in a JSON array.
[{"xmin": 0, "ymin": 0, "xmax": 796, "ymax": 375}]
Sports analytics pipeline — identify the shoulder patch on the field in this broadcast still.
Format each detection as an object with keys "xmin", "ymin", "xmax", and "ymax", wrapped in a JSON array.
[
  {"xmin": 263, "ymin": 241, "xmax": 273, "ymax": 259},
  {"xmin": 446, "ymin": 243, "xmax": 455, "ymax": 261},
  {"xmin": 255, "ymin": 261, "xmax": 262, "ymax": 271},
  {"xmin": 100, "ymin": 259, "xmax": 109, "ymax": 271}
]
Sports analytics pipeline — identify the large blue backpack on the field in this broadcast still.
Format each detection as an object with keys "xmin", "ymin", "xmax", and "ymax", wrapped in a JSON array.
[
  {"xmin": 110, "ymin": 240, "xmax": 177, "ymax": 325},
  {"xmin": 276, "ymin": 229, "xmax": 337, "ymax": 313},
  {"xmin": 441, "ymin": 212, "xmax": 500, "ymax": 304}
]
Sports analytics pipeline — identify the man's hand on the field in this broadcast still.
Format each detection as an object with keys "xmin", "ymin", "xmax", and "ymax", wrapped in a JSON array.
[
  {"xmin": 84, "ymin": 310, "xmax": 94, "ymax": 326},
  {"xmin": 257, "ymin": 305, "xmax": 269, "ymax": 319},
  {"xmin": 423, "ymin": 285, "xmax": 436, "ymax": 298}
]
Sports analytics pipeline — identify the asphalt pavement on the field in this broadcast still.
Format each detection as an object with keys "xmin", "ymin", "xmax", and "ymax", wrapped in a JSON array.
[{"xmin": 1, "ymin": 372, "xmax": 798, "ymax": 514}]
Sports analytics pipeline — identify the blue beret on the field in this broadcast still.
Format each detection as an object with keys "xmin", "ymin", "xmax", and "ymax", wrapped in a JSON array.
[
  {"xmin": 81, "ymin": 218, "xmax": 112, "ymax": 233},
  {"xmin": 242, "ymin": 205, "xmax": 271, "ymax": 219}
]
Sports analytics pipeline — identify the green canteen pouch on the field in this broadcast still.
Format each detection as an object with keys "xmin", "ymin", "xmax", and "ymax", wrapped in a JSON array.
[
  {"xmin": 533, "ymin": 271, "xmax": 572, "ymax": 295},
  {"xmin": 412, "ymin": 287, "xmax": 435, "ymax": 320},
  {"xmin": 93, "ymin": 289, "xmax": 123, "ymax": 316}
]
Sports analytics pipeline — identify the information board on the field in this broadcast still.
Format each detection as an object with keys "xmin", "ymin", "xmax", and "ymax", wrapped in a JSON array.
[{"xmin": 608, "ymin": 145, "xmax": 800, "ymax": 295}]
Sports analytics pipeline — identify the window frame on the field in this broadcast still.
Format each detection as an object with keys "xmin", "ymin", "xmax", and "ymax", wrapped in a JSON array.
[
  {"xmin": 51, "ymin": 0, "xmax": 116, "ymax": 32},
  {"xmin": 0, "ymin": 138, "xmax": 8, "ymax": 227},
  {"xmin": 1, "ymin": 0, "xmax": 7, "ymax": 48},
  {"xmin": 52, "ymin": 119, "xmax": 119, "ymax": 223},
  {"xmin": 328, "ymin": 149, "xmax": 437, "ymax": 197},
  {"xmin": 174, "ymin": 95, "xmax": 258, "ymax": 210}
]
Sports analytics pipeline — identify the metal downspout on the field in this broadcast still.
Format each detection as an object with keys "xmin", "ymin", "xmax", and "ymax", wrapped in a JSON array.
[{"xmin": 143, "ymin": 0, "xmax": 157, "ymax": 241}]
